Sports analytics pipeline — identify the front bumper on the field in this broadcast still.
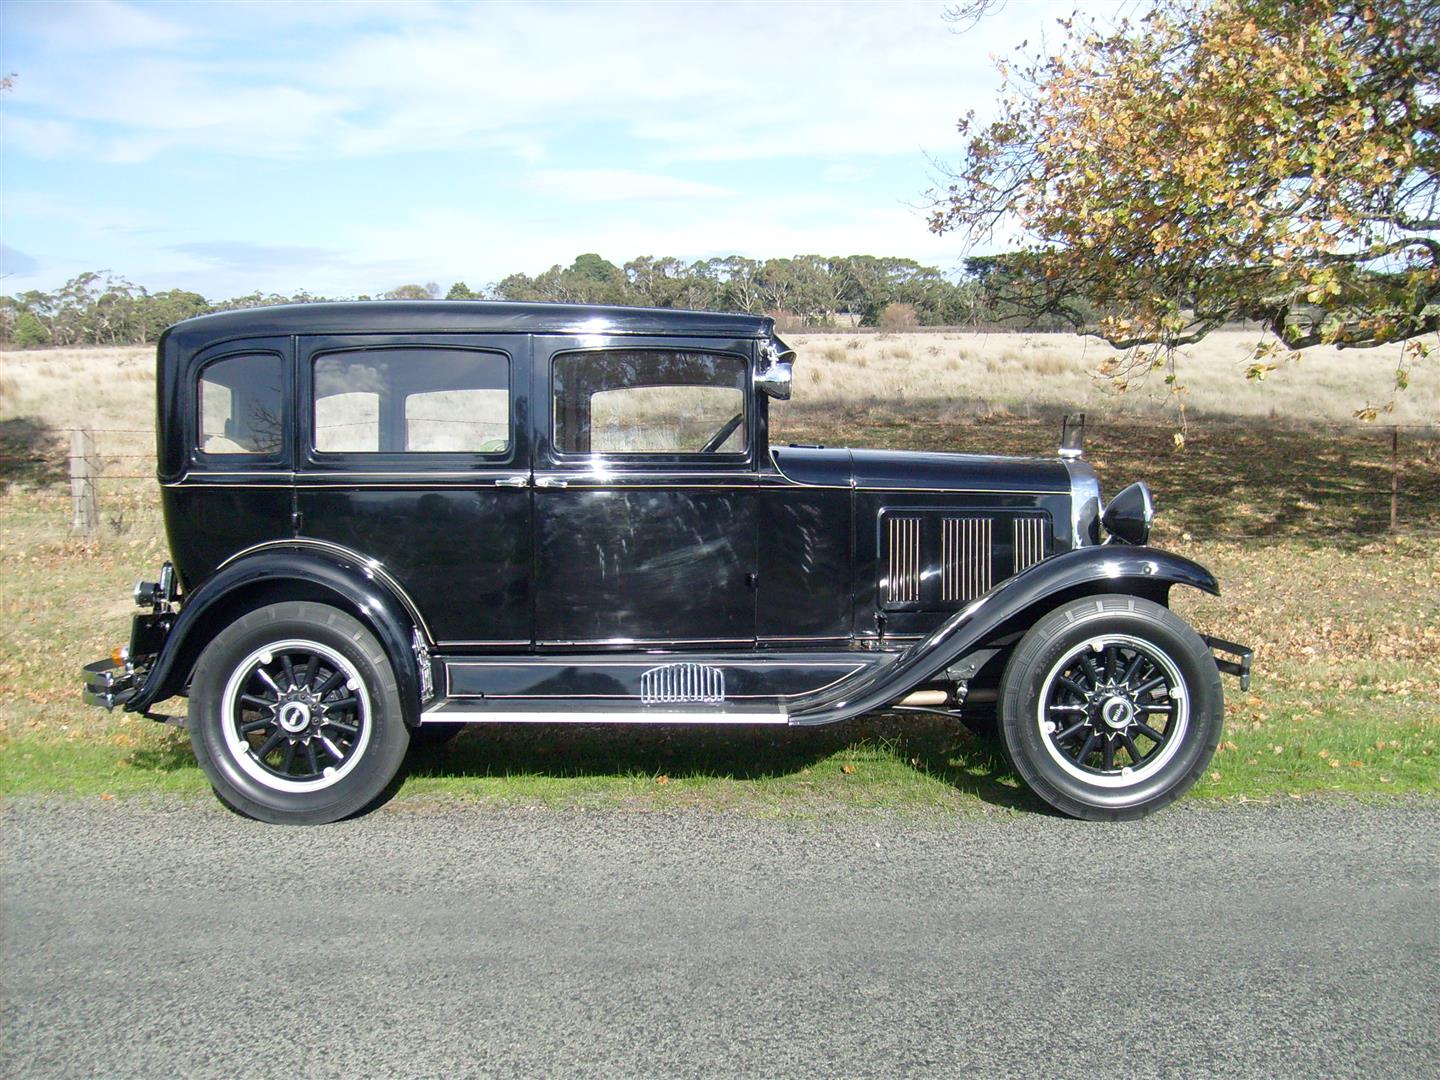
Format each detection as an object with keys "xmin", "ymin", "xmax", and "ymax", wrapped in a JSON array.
[
  {"xmin": 82, "ymin": 659, "xmax": 139, "ymax": 710},
  {"xmin": 1202, "ymin": 635, "xmax": 1253, "ymax": 692}
]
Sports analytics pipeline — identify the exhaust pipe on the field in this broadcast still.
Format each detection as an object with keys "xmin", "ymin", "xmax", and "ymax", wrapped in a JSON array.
[{"xmin": 896, "ymin": 689, "xmax": 950, "ymax": 708}]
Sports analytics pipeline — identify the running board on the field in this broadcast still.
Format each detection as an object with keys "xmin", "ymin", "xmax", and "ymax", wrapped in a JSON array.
[{"xmin": 420, "ymin": 700, "xmax": 790, "ymax": 726}]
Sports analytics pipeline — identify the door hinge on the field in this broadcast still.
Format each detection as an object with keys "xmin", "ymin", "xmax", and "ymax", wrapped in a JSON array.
[{"xmin": 291, "ymin": 509, "xmax": 303, "ymax": 533}]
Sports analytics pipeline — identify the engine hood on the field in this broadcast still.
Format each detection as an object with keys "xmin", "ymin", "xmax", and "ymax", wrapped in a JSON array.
[{"xmin": 770, "ymin": 445, "xmax": 1073, "ymax": 493}]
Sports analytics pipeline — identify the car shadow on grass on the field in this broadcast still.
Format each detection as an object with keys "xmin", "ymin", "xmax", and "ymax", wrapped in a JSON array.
[
  {"xmin": 121, "ymin": 712, "xmax": 1042, "ymax": 814},
  {"xmin": 398, "ymin": 712, "xmax": 1042, "ymax": 814}
]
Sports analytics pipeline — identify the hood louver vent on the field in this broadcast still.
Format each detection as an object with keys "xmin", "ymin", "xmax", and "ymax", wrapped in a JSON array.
[
  {"xmin": 941, "ymin": 517, "xmax": 993, "ymax": 603},
  {"xmin": 1013, "ymin": 516, "xmax": 1047, "ymax": 575},
  {"xmin": 881, "ymin": 510, "xmax": 1052, "ymax": 613},
  {"xmin": 885, "ymin": 516, "xmax": 922, "ymax": 605}
]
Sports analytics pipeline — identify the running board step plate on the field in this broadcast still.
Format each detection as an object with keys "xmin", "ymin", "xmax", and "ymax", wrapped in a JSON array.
[{"xmin": 421, "ymin": 701, "xmax": 790, "ymax": 726}]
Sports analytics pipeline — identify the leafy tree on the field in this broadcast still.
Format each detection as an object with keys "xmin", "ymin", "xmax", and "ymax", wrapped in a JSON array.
[
  {"xmin": 709, "ymin": 256, "xmax": 763, "ymax": 312},
  {"xmin": 12, "ymin": 310, "xmax": 50, "ymax": 348},
  {"xmin": 4, "ymin": 252, "xmax": 978, "ymax": 343},
  {"xmin": 384, "ymin": 283, "xmax": 439, "ymax": 300},
  {"xmin": 144, "ymin": 289, "xmax": 210, "ymax": 336},
  {"xmin": 878, "ymin": 302, "xmax": 920, "ymax": 331},
  {"xmin": 624, "ymin": 255, "xmax": 694, "ymax": 308},
  {"xmin": 930, "ymin": 0, "xmax": 1439, "ymax": 395}
]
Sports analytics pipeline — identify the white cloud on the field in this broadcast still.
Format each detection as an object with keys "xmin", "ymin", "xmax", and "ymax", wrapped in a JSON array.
[
  {"xmin": 331, "ymin": 198, "xmax": 969, "ymax": 292},
  {"xmin": 822, "ymin": 163, "xmax": 874, "ymax": 184},
  {"xmin": 5, "ymin": 0, "xmax": 191, "ymax": 52},
  {"xmin": 0, "ymin": 191, "xmax": 161, "ymax": 236},
  {"xmin": 0, "ymin": 0, "xmax": 1122, "ymax": 295},
  {"xmin": 0, "ymin": 115, "xmax": 85, "ymax": 159},
  {"xmin": 529, "ymin": 169, "xmax": 736, "ymax": 204},
  {"xmin": 0, "ymin": 0, "xmax": 1041, "ymax": 163}
]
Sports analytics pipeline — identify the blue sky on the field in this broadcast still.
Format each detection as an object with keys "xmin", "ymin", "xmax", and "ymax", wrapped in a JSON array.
[{"xmin": 0, "ymin": 0, "xmax": 1110, "ymax": 299}]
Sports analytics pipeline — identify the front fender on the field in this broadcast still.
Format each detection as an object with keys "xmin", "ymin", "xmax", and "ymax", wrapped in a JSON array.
[
  {"xmin": 788, "ymin": 546, "xmax": 1219, "ymax": 726},
  {"xmin": 127, "ymin": 547, "xmax": 424, "ymax": 719}
]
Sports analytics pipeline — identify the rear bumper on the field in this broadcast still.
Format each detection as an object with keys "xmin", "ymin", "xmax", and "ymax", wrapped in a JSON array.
[
  {"xmin": 1202, "ymin": 635, "xmax": 1253, "ymax": 692},
  {"xmin": 81, "ymin": 610, "xmax": 172, "ymax": 711},
  {"xmin": 82, "ymin": 659, "xmax": 139, "ymax": 710}
]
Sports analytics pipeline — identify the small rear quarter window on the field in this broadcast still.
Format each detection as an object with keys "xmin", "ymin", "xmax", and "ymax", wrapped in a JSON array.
[{"xmin": 198, "ymin": 353, "xmax": 284, "ymax": 455}]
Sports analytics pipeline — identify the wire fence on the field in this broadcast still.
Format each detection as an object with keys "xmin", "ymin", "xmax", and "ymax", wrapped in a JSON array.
[{"xmin": 1, "ymin": 418, "xmax": 1436, "ymax": 542}]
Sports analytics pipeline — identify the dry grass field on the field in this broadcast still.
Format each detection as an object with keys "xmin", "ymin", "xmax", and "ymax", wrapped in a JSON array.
[
  {"xmin": 3, "ymin": 330, "xmax": 1437, "ymax": 432},
  {"xmin": 1, "ymin": 334, "xmax": 1436, "ymax": 810},
  {"xmin": 785, "ymin": 328, "xmax": 1439, "ymax": 426}
]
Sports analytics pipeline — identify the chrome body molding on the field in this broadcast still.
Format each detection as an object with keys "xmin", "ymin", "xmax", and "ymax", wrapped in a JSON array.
[
  {"xmin": 534, "ymin": 637, "xmax": 757, "ymax": 648},
  {"xmin": 441, "ymin": 657, "xmax": 872, "ymax": 701},
  {"xmin": 420, "ymin": 703, "xmax": 790, "ymax": 726},
  {"xmin": 413, "ymin": 629, "xmax": 434, "ymax": 702},
  {"xmin": 1063, "ymin": 457, "xmax": 1103, "ymax": 547}
]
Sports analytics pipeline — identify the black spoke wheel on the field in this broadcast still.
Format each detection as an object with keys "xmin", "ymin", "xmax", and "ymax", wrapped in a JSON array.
[
  {"xmin": 189, "ymin": 602, "xmax": 410, "ymax": 825},
  {"xmin": 1038, "ymin": 634, "xmax": 1186, "ymax": 784},
  {"xmin": 998, "ymin": 596, "xmax": 1223, "ymax": 820},
  {"xmin": 224, "ymin": 639, "xmax": 370, "ymax": 785}
]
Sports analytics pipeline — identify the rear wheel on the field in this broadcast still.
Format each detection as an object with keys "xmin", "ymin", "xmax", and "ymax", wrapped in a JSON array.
[
  {"xmin": 188, "ymin": 602, "xmax": 410, "ymax": 825},
  {"xmin": 998, "ymin": 595, "xmax": 1222, "ymax": 820}
]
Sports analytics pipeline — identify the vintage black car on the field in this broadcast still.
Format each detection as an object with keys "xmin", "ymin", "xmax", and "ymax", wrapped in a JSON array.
[{"xmin": 83, "ymin": 301, "xmax": 1250, "ymax": 824}]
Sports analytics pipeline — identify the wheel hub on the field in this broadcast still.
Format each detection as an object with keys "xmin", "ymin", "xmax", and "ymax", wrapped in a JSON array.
[
  {"xmin": 277, "ymin": 699, "xmax": 313, "ymax": 734},
  {"xmin": 1100, "ymin": 695, "xmax": 1135, "ymax": 730}
]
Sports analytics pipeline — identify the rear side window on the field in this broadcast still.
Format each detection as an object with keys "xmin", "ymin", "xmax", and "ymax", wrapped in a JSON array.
[
  {"xmin": 312, "ymin": 348, "xmax": 509, "ymax": 454},
  {"xmin": 198, "ymin": 353, "xmax": 284, "ymax": 455},
  {"xmin": 552, "ymin": 349, "xmax": 747, "ymax": 455}
]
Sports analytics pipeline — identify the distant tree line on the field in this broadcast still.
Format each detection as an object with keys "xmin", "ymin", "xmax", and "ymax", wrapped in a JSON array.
[{"xmin": 0, "ymin": 254, "xmax": 1084, "ymax": 348}]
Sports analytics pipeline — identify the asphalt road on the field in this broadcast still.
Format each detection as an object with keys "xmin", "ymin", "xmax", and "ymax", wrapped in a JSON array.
[{"xmin": 3, "ymin": 800, "xmax": 1437, "ymax": 1079}]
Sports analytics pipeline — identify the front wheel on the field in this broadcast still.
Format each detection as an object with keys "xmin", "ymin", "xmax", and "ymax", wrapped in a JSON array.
[
  {"xmin": 998, "ymin": 595, "xmax": 1223, "ymax": 820},
  {"xmin": 188, "ymin": 602, "xmax": 410, "ymax": 825}
]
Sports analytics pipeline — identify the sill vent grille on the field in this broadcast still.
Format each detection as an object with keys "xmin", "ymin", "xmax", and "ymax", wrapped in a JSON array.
[{"xmin": 640, "ymin": 663, "xmax": 726, "ymax": 705}]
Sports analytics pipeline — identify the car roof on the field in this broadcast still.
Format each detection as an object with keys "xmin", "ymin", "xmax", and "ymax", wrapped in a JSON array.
[{"xmin": 163, "ymin": 300, "xmax": 774, "ymax": 349}]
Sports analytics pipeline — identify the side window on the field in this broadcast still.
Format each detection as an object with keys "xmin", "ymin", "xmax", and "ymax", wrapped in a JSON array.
[
  {"xmin": 312, "ymin": 348, "xmax": 509, "ymax": 454},
  {"xmin": 198, "ymin": 353, "xmax": 284, "ymax": 455},
  {"xmin": 553, "ymin": 350, "xmax": 747, "ymax": 455}
]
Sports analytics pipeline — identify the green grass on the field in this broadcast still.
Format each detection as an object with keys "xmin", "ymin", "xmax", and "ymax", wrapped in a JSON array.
[
  {"xmin": 1, "ymin": 410, "xmax": 1437, "ymax": 813},
  {"xmin": 2, "ymin": 687, "xmax": 1434, "ymax": 812}
]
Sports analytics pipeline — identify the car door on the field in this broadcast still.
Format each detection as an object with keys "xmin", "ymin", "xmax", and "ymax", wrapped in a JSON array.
[
  {"xmin": 296, "ymin": 333, "xmax": 532, "ymax": 648},
  {"xmin": 530, "ymin": 335, "xmax": 758, "ymax": 648}
]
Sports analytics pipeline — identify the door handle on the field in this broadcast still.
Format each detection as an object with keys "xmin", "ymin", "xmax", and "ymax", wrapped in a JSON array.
[
  {"xmin": 535, "ymin": 477, "xmax": 568, "ymax": 489},
  {"xmin": 494, "ymin": 475, "xmax": 530, "ymax": 488}
]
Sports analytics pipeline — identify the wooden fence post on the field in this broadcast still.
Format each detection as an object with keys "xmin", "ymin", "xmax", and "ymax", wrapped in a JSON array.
[
  {"xmin": 69, "ymin": 427, "xmax": 98, "ymax": 538},
  {"xmin": 1389, "ymin": 426, "xmax": 1399, "ymax": 533}
]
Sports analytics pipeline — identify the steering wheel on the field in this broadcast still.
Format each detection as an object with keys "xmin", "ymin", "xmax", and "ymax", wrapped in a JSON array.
[{"xmin": 700, "ymin": 412, "xmax": 744, "ymax": 453}]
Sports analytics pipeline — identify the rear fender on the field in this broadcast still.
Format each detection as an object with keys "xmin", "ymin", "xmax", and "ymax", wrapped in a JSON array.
[
  {"xmin": 788, "ymin": 546, "xmax": 1219, "ymax": 726},
  {"xmin": 126, "ymin": 547, "xmax": 425, "ymax": 723}
]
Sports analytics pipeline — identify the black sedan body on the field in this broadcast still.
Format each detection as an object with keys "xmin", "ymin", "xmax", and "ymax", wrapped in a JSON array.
[{"xmin": 83, "ymin": 301, "xmax": 1250, "ymax": 823}]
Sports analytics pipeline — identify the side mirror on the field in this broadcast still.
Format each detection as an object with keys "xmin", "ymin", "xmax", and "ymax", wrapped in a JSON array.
[
  {"xmin": 754, "ymin": 342, "xmax": 794, "ymax": 400},
  {"xmin": 1102, "ymin": 481, "xmax": 1154, "ymax": 546}
]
